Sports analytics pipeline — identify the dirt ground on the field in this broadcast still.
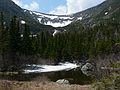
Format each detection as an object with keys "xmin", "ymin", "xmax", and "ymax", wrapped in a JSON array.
[{"xmin": 0, "ymin": 80, "xmax": 92, "ymax": 90}]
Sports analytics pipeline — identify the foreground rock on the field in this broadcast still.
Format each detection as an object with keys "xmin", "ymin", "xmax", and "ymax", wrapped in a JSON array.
[
  {"xmin": 56, "ymin": 79, "xmax": 69, "ymax": 84},
  {"xmin": 0, "ymin": 80, "xmax": 92, "ymax": 90},
  {"xmin": 81, "ymin": 63, "xmax": 95, "ymax": 76}
]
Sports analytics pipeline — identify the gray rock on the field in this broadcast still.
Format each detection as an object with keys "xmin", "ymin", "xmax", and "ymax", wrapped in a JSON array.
[
  {"xmin": 56, "ymin": 79, "xmax": 69, "ymax": 84},
  {"xmin": 81, "ymin": 63, "xmax": 94, "ymax": 76}
]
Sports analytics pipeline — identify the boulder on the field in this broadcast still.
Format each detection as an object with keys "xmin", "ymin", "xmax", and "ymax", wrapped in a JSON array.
[
  {"xmin": 81, "ymin": 63, "xmax": 94, "ymax": 76},
  {"xmin": 56, "ymin": 79, "xmax": 69, "ymax": 84}
]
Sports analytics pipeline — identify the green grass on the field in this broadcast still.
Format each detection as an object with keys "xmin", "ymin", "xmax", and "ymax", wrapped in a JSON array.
[{"xmin": 0, "ymin": 72, "xmax": 19, "ymax": 76}]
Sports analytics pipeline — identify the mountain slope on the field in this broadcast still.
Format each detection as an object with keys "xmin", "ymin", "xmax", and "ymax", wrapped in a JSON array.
[
  {"xmin": 26, "ymin": 0, "xmax": 120, "ymax": 28},
  {"xmin": 0, "ymin": 0, "xmax": 120, "ymax": 31},
  {"xmin": 72, "ymin": 0, "xmax": 120, "ymax": 26},
  {"xmin": 0, "ymin": 0, "xmax": 55, "ymax": 33},
  {"xmin": 26, "ymin": 10, "xmax": 80, "ymax": 27}
]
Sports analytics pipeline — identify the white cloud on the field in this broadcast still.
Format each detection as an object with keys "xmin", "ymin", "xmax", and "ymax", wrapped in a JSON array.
[
  {"xmin": 49, "ymin": 5, "xmax": 67, "ymax": 15},
  {"xmin": 23, "ymin": 1, "xmax": 39, "ymax": 11},
  {"xmin": 66, "ymin": 0, "xmax": 83, "ymax": 14},
  {"xmin": 50, "ymin": 0, "xmax": 105, "ymax": 15},
  {"xmin": 12, "ymin": 0, "xmax": 40, "ymax": 11},
  {"xmin": 12, "ymin": 0, "xmax": 105, "ymax": 15}
]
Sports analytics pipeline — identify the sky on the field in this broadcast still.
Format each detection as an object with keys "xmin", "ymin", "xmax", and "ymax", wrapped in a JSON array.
[{"xmin": 12, "ymin": 0, "xmax": 105, "ymax": 15}]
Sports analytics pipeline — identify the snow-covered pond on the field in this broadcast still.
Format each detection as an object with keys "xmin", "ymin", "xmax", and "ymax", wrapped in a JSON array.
[
  {"xmin": 0, "ymin": 62, "xmax": 92, "ymax": 84},
  {"xmin": 24, "ymin": 62, "xmax": 79, "ymax": 74}
]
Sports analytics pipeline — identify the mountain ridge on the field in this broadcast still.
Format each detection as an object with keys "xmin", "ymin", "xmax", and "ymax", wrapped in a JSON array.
[
  {"xmin": 25, "ymin": 0, "xmax": 120, "ymax": 27},
  {"xmin": 0, "ymin": 0, "xmax": 120, "ymax": 31},
  {"xmin": 0, "ymin": 0, "xmax": 55, "ymax": 33}
]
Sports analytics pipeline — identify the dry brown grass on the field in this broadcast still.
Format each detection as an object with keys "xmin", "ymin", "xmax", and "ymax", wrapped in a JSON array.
[{"xmin": 0, "ymin": 80, "xmax": 92, "ymax": 90}]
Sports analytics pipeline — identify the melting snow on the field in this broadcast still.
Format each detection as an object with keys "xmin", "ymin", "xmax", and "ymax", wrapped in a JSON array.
[
  {"xmin": 53, "ymin": 30, "xmax": 59, "ymax": 36},
  {"xmin": 24, "ymin": 62, "xmax": 79, "ymax": 73},
  {"xmin": 33, "ymin": 12, "xmax": 44, "ymax": 16},
  {"xmin": 46, "ymin": 20, "xmax": 72, "ymax": 27},
  {"xmin": 59, "ymin": 16, "xmax": 73, "ymax": 20},
  {"xmin": 24, "ymin": 10, "xmax": 27, "ymax": 12},
  {"xmin": 38, "ymin": 18, "xmax": 42, "ymax": 22},
  {"xmin": 21, "ymin": 20, "xmax": 26, "ymax": 24},
  {"xmin": 21, "ymin": 34, "xmax": 23, "ymax": 37},
  {"xmin": 32, "ymin": 12, "xmax": 73, "ymax": 27},
  {"xmin": 78, "ymin": 17, "xmax": 83, "ymax": 20},
  {"xmin": 105, "ymin": 12, "xmax": 108, "ymax": 15},
  {"xmin": 44, "ymin": 15, "xmax": 58, "ymax": 19},
  {"xmin": 29, "ymin": 11, "xmax": 33, "ymax": 15},
  {"xmin": 34, "ymin": 12, "xmax": 73, "ymax": 20},
  {"xmin": 33, "ymin": 12, "xmax": 58, "ymax": 19}
]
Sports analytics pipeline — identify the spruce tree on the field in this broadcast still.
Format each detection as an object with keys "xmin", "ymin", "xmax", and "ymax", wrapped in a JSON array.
[
  {"xmin": 22, "ymin": 23, "xmax": 32, "ymax": 55},
  {"xmin": 9, "ymin": 16, "xmax": 21, "ymax": 71},
  {"xmin": 0, "ymin": 12, "xmax": 9, "ymax": 71}
]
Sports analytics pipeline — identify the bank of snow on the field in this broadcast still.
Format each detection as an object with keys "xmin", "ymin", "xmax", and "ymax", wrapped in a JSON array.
[
  {"xmin": 46, "ymin": 20, "xmax": 72, "ymax": 27},
  {"xmin": 30, "ymin": 11, "xmax": 73, "ymax": 27},
  {"xmin": 24, "ymin": 62, "xmax": 79, "ymax": 74}
]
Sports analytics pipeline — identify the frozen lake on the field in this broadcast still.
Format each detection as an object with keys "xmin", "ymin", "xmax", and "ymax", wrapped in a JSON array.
[{"xmin": 24, "ymin": 62, "xmax": 79, "ymax": 73}]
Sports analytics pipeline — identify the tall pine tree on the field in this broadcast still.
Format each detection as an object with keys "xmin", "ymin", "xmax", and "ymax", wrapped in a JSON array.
[
  {"xmin": 22, "ymin": 23, "xmax": 32, "ymax": 55},
  {"xmin": 0, "ymin": 12, "xmax": 9, "ymax": 71},
  {"xmin": 9, "ymin": 16, "xmax": 21, "ymax": 71}
]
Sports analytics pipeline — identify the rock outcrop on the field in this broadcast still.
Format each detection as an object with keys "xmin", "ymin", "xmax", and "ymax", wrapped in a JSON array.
[
  {"xmin": 56, "ymin": 79, "xmax": 70, "ymax": 84},
  {"xmin": 81, "ymin": 63, "xmax": 95, "ymax": 76}
]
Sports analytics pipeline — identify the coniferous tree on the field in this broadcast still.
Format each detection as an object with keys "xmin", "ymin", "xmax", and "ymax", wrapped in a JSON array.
[
  {"xmin": 22, "ymin": 23, "xmax": 32, "ymax": 55},
  {"xmin": 9, "ymin": 16, "xmax": 21, "ymax": 71},
  {"xmin": 0, "ymin": 12, "xmax": 9, "ymax": 71}
]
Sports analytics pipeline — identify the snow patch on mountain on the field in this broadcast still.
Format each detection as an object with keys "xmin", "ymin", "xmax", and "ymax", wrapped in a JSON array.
[
  {"xmin": 105, "ymin": 12, "xmax": 108, "ymax": 15},
  {"xmin": 77, "ymin": 17, "xmax": 83, "ymax": 20},
  {"xmin": 33, "ymin": 12, "xmax": 59, "ymax": 19},
  {"xmin": 38, "ymin": 18, "xmax": 42, "ymax": 23},
  {"xmin": 53, "ymin": 30, "xmax": 59, "ymax": 36},
  {"xmin": 59, "ymin": 17, "xmax": 73, "ymax": 20},
  {"xmin": 28, "ymin": 11, "xmax": 74, "ymax": 27},
  {"xmin": 21, "ymin": 20, "xmax": 26, "ymax": 24},
  {"xmin": 47, "ymin": 20, "xmax": 72, "ymax": 27}
]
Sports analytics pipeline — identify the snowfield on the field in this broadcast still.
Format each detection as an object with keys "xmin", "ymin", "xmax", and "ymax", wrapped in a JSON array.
[
  {"xmin": 25, "ymin": 10, "xmax": 84, "ymax": 27},
  {"xmin": 46, "ymin": 20, "xmax": 72, "ymax": 27},
  {"xmin": 24, "ymin": 62, "xmax": 79, "ymax": 74},
  {"xmin": 28, "ymin": 11, "xmax": 74, "ymax": 27},
  {"xmin": 53, "ymin": 30, "xmax": 60, "ymax": 36},
  {"xmin": 20, "ymin": 20, "xmax": 26, "ymax": 24}
]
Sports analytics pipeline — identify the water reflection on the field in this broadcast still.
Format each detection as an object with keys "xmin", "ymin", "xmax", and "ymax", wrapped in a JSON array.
[{"xmin": 0, "ymin": 69, "xmax": 93, "ymax": 85}]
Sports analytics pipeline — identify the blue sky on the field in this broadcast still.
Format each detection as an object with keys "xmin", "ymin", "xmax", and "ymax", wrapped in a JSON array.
[
  {"xmin": 12, "ymin": 0, "xmax": 105, "ymax": 15},
  {"xmin": 38, "ymin": 0, "xmax": 66, "ymax": 13}
]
